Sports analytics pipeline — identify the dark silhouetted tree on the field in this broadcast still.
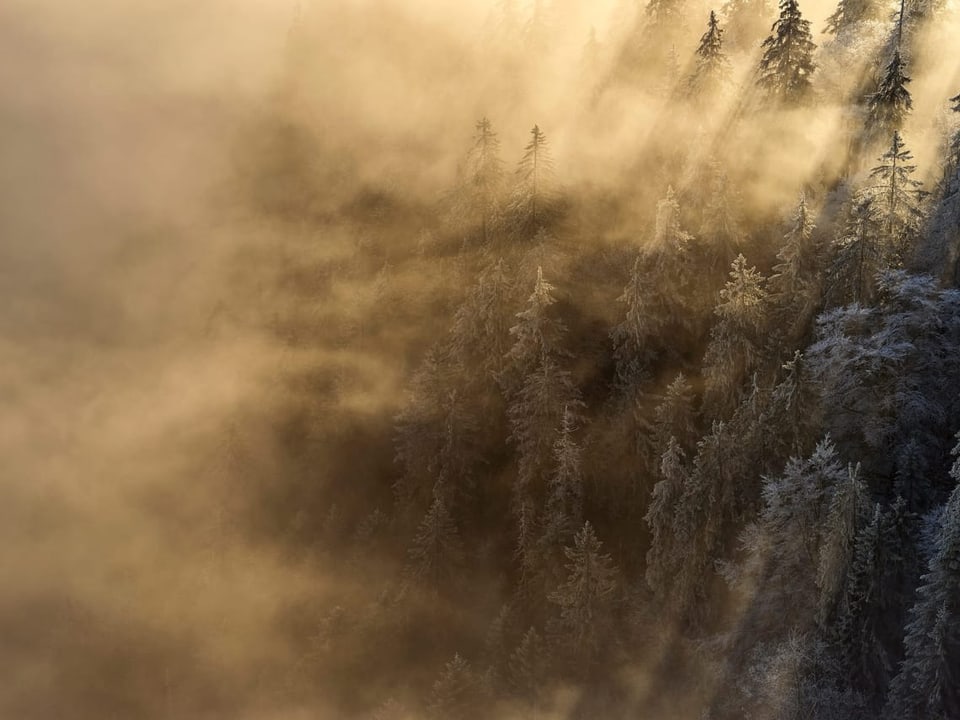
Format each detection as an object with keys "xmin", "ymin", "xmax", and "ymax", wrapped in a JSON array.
[{"xmin": 757, "ymin": 0, "xmax": 817, "ymax": 104}]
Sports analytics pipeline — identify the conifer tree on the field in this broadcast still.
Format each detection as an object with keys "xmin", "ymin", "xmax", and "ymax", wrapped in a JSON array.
[
  {"xmin": 654, "ymin": 373, "xmax": 698, "ymax": 456},
  {"xmin": 817, "ymin": 463, "xmax": 869, "ymax": 626},
  {"xmin": 610, "ymin": 256, "xmax": 658, "ymax": 389},
  {"xmin": 427, "ymin": 654, "xmax": 484, "ymax": 720},
  {"xmin": 450, "ymin": 258, "xmax": 515, "ymax": 382},
  {"xmin": 502, "ymin": 266, "xmax": 567, "ymax": 393},
  {"xmin": 542, "ymin": 406, "xmax": 584, "ymax": 547},
  {"xmin": 465, "ymin": 117, "xmax": 505, "ymax": 246},
  {"xmin": 885, "ymin": 464, "xmax": 960, "ymax": 718},
  {"xmin": 408, "ymin": 489, "xmax": 465, "ymax": 591},
  {"xmin": 548, "ymin": 521, "xmax": 619, "ymax": 667},
  {"xmin": 507, "ymin": 626, "xmax": 549, "ymax": 708},
  {"xmin": 645, "ymin": 437, "xmax": 689, "ymax": 598},
  {"xmin": 509, "ymin": 126, "xmax": 556, "ymax": 239},
  {"xmin": 703, "ymin": 254, "xmax": 769, "ymax": 417},
  {"xmin": 867, "ymin": 131, "xmax": 924, "ymax": 257},
  {"xmin": 866, "ymin": 50, "xmax": 912, "ymax": 142},
  {"xmin": 756, "ymin": 0, "xmax": 817, "ymax": 104},
  {"xmin": 686, "ymin": 11, "xmax": 732, "ymax": 101},
  {"xmin": 768, "ymin": 195, "xmax": 819, "ymax": 343}
]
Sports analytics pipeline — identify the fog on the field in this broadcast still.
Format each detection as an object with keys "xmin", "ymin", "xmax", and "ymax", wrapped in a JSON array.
[{"xmin": 2, "ymin": 0, "xmax": 958, "ymax": 718}]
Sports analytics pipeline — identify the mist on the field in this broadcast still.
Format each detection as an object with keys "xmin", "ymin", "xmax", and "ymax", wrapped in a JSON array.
[{"xmin": 2, "ymin": 0, "xmax": 959, "ymax": 718}]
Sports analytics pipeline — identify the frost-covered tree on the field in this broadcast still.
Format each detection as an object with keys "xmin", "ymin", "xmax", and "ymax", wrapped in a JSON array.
[
  {"xmin": 685, "ymin": 12, "xmax": 732, "ymax": 101},
  {"xmin": 408, "ymin": 489, "xmax": 465, "ymax": 591},
  {"xmin": 866, "ymin": 50, "xmax": 912, "ymax": 142},
  {"xmin": 509, "ymin": 354, "xmax": 581, "ymax": 496},
  {"xmin": 756, "ymin": 0, "xmax": 817, "ymax": 104},
  {"xmin": 703, "ymin": 254, "xmax": 769, "ymax": 417},
  {"xmin": 465, "ymin": 117, "xmax": 505, "ymax": 246},
  {"xmin": 427, "ymin": 654, "xmax": 485, "ymax": 720},
  {"xmin": 394, "ymin": 348, "xmax": 476, "ymax": 519},
  {"xmin": 645, "ymin": 437, "xmax": 689, "ymax": 598},
  {"xmin": 810, "ymin": 272, "xmax": 960, "ymax": 492},
  {"xmin": 450, "ymin": 257, "xmax": 516, "ymax": 382},
  {"xmin": 610, "ymin": 256, "xmax": 658, "ymax": 388},
  {"xmin": 508, "ymin": 125, "xmax": 557, "ymax": 239},
  {"xmin": 548, "ymin": 521, "xmax": 619, "ymax": 668},
  {"xmin": 817, "ymin": 463, "xmax": 869, "ymax": 627},
  {"xmin": 507, "ymin": 626, "xmax": 549, "ymax": 708},
  {"xmin": 768, "ymin": 195, "xmax": 820, "ymax": 345},
  {"xmin": 502, "ymin": 266, "xmax": 568, "ymax": 393},
  {"xmin": 866, "ymin": 131, "xmax": 924, "ymax": 256},
  {"xmin": 885, "ymin": 462, "xmax": 960, "ymax": 718},
  {"xmin": 541, "ymin": 406, "xmax": 584, "ymax": 548},
  {"xmin": 654, "ymin": 373, "xmax": 698, "ymax": 455}
]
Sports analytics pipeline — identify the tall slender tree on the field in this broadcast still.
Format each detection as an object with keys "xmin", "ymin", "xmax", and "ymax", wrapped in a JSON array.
[
  {"xmin": 686, "ymin": 11, "xmax": 732, "ymax": 101},
  {"xmin": 756, "ymin": 0, "xmax": 817, "ymax": 104},
  {"xmin": 866, "ymin": 50, "xmax": 912, "ymax": 142}
]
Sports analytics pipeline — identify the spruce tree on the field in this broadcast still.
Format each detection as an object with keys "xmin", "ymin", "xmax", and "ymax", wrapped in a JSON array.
[
  {"xmin": 507, "ymin": 626, "xmax": 549, "ymax": 708},
  {"xmin": 885, "ymin": 466, "xmax": 960, "ymax": 718},
  {"xmin": 703, "ymin": 254, "xmax": 769, "ymax": 417},
  {"xmin": 502, "ymin": 266, "xmax": 567, "ymax": 394},
  {"xmin": 466, "ymin": 117, "xmax": 504, "ymax": 246},
  {"xmin": 548, "ymin": 521, "xmax": 619, "ymax": 667},
  {"xmin": 768, "ymin": 195, "xmax": 820, "ymax": 344},
  {"xmin": 408, "ymin": 489, "xmax": 465, "ymax": 591},
  {"xmin": 866, "ymin": 50, "xmax": 912, "ymax": 142},
  {"xmin": 686, "ymin": 12, "xmax": 732, "ymax": 101},
  {"xmin": 645, "ymin": 437, "xmax": 689, "ymax": 598},
  {"xmin": 508, "ymin": 125, "xmax": 556, "ymax": 239},
  {"xmin": 654, "ymin": 373, "xmax": 698, "ymax": 456},
  {"xmin": 610, "ymin": 256, "xmax": 658, "ymax": 389},
  {"xmin": 867, "ymin": 131, "xmax": 924, "ymax": 259},
  {"xmin": 427, "ymin": 654, "xmax": 484, "ymax": 720},
  {"xmin": 756, "ymin": 0, "xmax": 817, "ymax": 104}
]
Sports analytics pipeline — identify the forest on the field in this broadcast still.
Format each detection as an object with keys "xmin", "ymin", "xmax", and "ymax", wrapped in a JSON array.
[{"xmin": 2, "ymin": 0, "xmax": 959, "ymax": 718}]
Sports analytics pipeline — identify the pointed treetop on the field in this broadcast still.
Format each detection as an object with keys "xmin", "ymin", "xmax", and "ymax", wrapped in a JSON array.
[
  {"xmin": 867, "ymin": 49, "xmax": 912, "ymax": 138},
  {"xmin": 757, "ymin": 0, "xmax": 817, "ymax": 104}
]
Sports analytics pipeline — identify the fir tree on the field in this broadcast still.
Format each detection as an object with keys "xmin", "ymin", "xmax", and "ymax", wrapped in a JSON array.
[
  {"xmin": 885, "ymin": 462, "xmax": 960, "ymax": 718},
  {"xmin": 507, "ymin": 626, "xmax": 549, "ymax": 708},
  {"xmin": 867, "ymin": 131, "xmax": 924, "ymax": 257},
  {"xmin": 610, "ymin": 256, "xmax": 658, "ymax": 389},
  {"xmin": 427, "ymin": 654, "xmax": 484, "ymax": 720},
  {"xmin": 502, "ymin": 266, "xmax": 568, "ymax": 393},
  {"xmin": 645, "ymin": 437, "xmax": 689, "ymax": 598},
  {"xmin": 548, "ymin": 521, "xmax": 620, "ymax": 668},
  {"xmin": 654, "ymin": 373, "xmax": 698, "ymax": 456},
  {"xmin": 768, "ymin": 195, "xmax": 820, "ymax": 344},
  {"xmin": 866, "ymin": 50, "xmax": 912, "ymax": 142},
  {"xmin": 686, "ymin": 11, "xmax": 732, "ymax": 101},
  {"xmin": 756, "ymin": 0, "xmax": 817, "ymax": 104},
  {"xmin": 703, "ymin": 254, "xmax": 769, "ymax": 417},
  {"xmin": 407, "ymin": 489, "xmax": 465, "ymax": 591},
  {"xmin": 508, "ymin": 125, "xmax": 556, "ymax": 239},
  {"xmin": 450, "ymin": 257, "xmax": 516, "ymax": 383},
  {"xmin": 466, "ymin": 117, "xmax": 505, "ymax": 246},
  {"xmin": 542, "ymin": 406, "xmax": 584, "ymax": 547},
  {"xmin": 817, "ymin": 463, "xmax": 869, "ymax": 627}
]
